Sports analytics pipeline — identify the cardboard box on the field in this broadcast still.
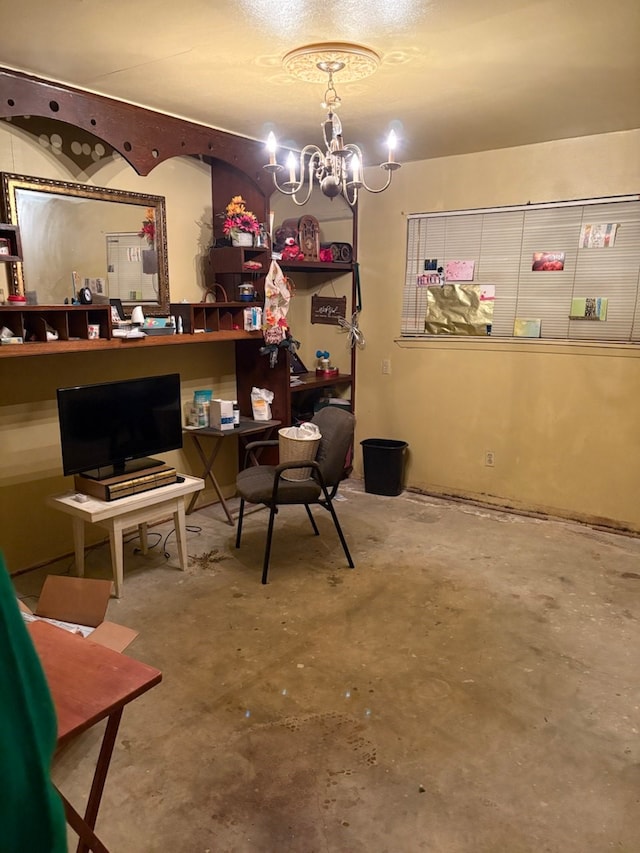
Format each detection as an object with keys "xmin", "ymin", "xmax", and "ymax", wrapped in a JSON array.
[
  {"xmin": 18, "ymin": 575, "xmax": 138, "ymax": 653},
  {"xmin": 210, "ymin": 398, "xmax": 234, "ymax": 430}
]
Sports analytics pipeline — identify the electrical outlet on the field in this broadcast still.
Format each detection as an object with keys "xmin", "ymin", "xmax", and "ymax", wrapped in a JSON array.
[
  {"xmin": 485, "ymin": 450, "xmax": 495, "ymax": 467},
  {"xmin": 382, "ymin": 358, "xmax": 391, "ymax": 375}
]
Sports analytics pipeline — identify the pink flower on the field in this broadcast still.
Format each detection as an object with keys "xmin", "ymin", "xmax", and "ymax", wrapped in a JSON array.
[{"xmin": 221, "ymin": 196, "xmax": 259, "ymax": 236}]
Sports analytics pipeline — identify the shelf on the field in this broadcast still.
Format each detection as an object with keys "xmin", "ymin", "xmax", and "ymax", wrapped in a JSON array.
[
  {"xmin": 170, "ymin": 301, "xmax": 261, "ymax": 334},
  {"xmin": 0, "ymin": 329, "xmax": 263, "ymax": 358},
  {"xmin": 206, "ymin": 246, "xmax": 269, "ymax": 274},
  {"xmin": 289, "ymin": 372, "xmax": 352, "ymax": 394},
  {"xmin": 0, "ymin": 223, "xmax": 23, "ymax": 262},
  {"xmin": 279, "ymin": 260, "xmax": 352, "ymax": 274},
  {"xmin": 204, "ymin": 246, "xmax": 270, "ymax": 301},
  {"xmin": 0, "ymin": 304, "xmax": 111, "ymax": 344},
  {"xmin": 279, "ymin": 259, "xmax": 353, "ymax": 287},
  {"xmin": 0, "ymin": 303, "xmax": 263, "ymax": 358}
]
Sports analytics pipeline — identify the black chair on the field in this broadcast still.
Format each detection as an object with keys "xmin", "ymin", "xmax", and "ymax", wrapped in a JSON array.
[{"xmin": 235, "ymin": 406, "xmax": 356, "ymax": 583}]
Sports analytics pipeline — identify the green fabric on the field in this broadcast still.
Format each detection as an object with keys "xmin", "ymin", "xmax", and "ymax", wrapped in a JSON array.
[{"xmin": 0, "ymin": 554, "xmax": 67, "ymax": 853}]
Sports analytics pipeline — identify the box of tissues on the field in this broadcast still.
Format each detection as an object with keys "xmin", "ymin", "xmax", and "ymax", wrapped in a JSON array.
[{"xmin": 209, "ymin": 399, "xmax": 235, "ymax": 430}]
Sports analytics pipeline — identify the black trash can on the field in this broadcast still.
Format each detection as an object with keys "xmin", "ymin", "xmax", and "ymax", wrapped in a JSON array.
[{"xmin": 360, "ymin": 438, "xmax": 408, "ymax": 496}]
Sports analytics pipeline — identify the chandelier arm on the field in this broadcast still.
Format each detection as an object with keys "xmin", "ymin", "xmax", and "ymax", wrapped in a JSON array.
[
  {"xmin": 342, "ymin": 180, "xmax": 358, "ymax": 207},
  {"xmin": 343, "ymin": 143, "xmax": 395, "ymax": 194},
  {"xmin": 271, "ymin": 146, "xmax": 325, "ymax": 205},
  {"xmin": 357, "ymin": 169, "xmax": 394, "ymax": 195}
]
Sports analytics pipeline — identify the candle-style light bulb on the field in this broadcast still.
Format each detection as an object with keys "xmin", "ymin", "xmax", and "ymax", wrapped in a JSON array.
[
  {"xmin": 351, "ymin": 153, "xmax": 361, "ymax": 184},
  {"xmin": 286, "ymin": 151, "xmax": 297, "ymax": 184},
  {"xmin": 266, "ymin": 132, "xmax": 277, "ymax": 166},
  {"xmin": 387, "ymin": 129, "xmax": 398, "ymax": 163}
]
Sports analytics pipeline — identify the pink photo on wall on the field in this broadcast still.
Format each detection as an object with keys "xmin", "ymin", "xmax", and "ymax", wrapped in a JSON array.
[
  {"xmin": 480, "ymin": 285, "xmax": 495, "ymax": 302},
  {"xmin": 532, "ymin": 251, "xmax": 565, "ymax": 271},
  {"xmin": 444, "ymin": 260, "xmax": 475, "ymax": 281}
]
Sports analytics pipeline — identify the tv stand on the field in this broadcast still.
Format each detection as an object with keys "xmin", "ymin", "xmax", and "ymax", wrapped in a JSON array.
[
  {"xmin": 46, "ymin": 475, "xmax": 205, "ymax": 597},
  {"xmin": 80, "ymin": 457, "xmax": 165, "ymax": 482}
]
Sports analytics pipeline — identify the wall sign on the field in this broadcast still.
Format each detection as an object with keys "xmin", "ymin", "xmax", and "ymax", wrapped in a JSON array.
[{"xmin": 311, "ymin": 295, "xmax": 347, "ymax": 325}]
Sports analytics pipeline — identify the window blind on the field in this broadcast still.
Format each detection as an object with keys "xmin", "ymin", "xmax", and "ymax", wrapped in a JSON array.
[{"xmin": 402, "ymin": 196, "xmax": 640, "ymax": 341}]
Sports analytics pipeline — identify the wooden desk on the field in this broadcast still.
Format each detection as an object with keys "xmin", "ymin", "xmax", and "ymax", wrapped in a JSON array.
[
  {"xmin": 46, "ymin": 475, "xmax": 204, "ymax": 598},
  {"xmin": 28, "ymin": 620, "xmax": 162, "ymax": 853},
  {"xmin": 184, "ymin": 417, "xmax": 281, "ymax": 524}
]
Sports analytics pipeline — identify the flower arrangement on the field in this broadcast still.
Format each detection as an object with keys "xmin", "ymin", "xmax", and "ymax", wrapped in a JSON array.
[
  {"xmin": 222, "ymin": 196, "xmax": 259, "ymax": 238},
  {"xmin": 138, "ymin": 207, "xmax": 156, "ymax": 246}
]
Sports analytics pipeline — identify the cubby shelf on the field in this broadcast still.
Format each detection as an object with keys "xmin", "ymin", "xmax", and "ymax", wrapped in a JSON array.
[
  {"xmin": 169, "ymin": 301, "xmax": 257, "ymax": 334},
  {"xmin": 0, "ymin": 303, "xmax": 262, "ymax": 358},
  {"xmin": 0, "ymin": 223, "xmax": 23, "ymax": 262}
]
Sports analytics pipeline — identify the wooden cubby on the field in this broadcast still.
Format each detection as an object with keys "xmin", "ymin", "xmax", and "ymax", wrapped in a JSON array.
[
  {"xmin": 0, "ymin": 223, "xmax": 22, "ymax": 262},
  {"xmin": 169, "ymin": 301, "xmax": 256, "ymax": 334},
  {"xmin": 204, "ymin": 246, "xmax": 269, "ymax": 302},
  {"xmin": 0, "ymin": 304, "xmax": 112, "ymax": 343}
]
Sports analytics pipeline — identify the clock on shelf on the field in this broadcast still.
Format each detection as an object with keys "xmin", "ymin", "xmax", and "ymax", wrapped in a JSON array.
[{"xmin": 298, "ymin": 215, "xmax": 320, "ymax": 262}]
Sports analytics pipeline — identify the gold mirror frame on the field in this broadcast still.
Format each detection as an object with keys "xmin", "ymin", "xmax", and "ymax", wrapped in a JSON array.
[{"xmin": 0, "ymin": 172, "xmax": 169, "ymax": 314}]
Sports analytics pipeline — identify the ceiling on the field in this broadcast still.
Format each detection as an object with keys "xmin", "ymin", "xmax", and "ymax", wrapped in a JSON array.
[{"xmin": 2, "ymin": 0, "xmax": 639, "ymax": 166}]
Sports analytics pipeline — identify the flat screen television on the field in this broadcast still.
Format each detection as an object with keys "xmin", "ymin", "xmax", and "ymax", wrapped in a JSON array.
[{"xmin": 56, "ymin": 373, "xmax": 182, "ymax": 480}]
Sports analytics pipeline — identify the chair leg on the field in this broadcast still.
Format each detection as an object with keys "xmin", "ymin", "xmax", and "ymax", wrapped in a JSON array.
[
  {"xmin": 304, "ymin": 504, "xmax": 320, "ymax": 535},
  {"xmin": 261, "ymin": 505, "xmax": 277, "ymax": 584},
  {"xmin": 322, "ymin": 490, "xmax": 355, "ymax": 569},
  {"xmin": 235, "ymin": 498, "xmax": 245, "ymax": 548}
]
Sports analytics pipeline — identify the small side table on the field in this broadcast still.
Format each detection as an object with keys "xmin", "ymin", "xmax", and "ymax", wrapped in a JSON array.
[
  {"xmin": 184, "ymin": 417, "xmax": 281, "ymax": 524},
  {"xmin": 46, "ymin": 474, "xmax": 204, "ymax": 598},
  {"xmin": 29, "ymin": 619, "xmax": 162, "ymax": 853}
]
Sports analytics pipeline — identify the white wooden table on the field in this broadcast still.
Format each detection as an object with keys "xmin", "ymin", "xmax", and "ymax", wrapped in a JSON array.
[{"xmin": 46, "ymin": 474, "xmax": 204, "ymax": 598}]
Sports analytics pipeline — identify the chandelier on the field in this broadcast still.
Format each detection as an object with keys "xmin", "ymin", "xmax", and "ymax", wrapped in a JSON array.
[{"xmin": 264, "ymin": 43, "xmax": 401, "ymax": 208}]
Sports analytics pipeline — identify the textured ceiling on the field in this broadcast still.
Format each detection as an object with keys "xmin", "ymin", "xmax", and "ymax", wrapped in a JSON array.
[{"xmin": 2, "ymin": 0, "xmax": 639, "ymax": 166}]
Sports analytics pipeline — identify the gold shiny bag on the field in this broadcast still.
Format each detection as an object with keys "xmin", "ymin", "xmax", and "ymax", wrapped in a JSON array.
[{"xmin": 425, "ymin": 284, "xmax": 493, "ymax": 335}]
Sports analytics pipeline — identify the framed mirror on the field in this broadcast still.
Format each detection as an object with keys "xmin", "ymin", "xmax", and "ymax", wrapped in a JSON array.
[{"xmin": 0, "ymin": 172, "xmax": 169, "ymax": 314}]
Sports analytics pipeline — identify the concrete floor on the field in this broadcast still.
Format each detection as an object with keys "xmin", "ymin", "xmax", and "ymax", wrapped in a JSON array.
[{"xmin": 12, "ymin": 480, "xmax": 640, "ymax": 853}]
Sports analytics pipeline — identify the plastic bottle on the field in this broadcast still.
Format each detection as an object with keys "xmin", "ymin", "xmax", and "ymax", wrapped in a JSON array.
[{"xmin": 233, "ymin": 401, "xmax": 240, "ymax": 426}]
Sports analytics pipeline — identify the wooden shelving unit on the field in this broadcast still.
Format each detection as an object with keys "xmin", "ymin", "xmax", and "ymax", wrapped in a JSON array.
[{"xmin": 0, "ymin": 303, "xmax": 263, "ymax": 358}]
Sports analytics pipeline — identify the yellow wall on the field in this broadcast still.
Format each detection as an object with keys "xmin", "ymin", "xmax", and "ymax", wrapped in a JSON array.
[
  {"xmin": 355, "ymin": 129, "xmax": 640, "ymax": 531},
  {"xmin": 0, "ymin": 344, "xmax": 240, "ymax": 572},
  {"xmin": 2, "ymin": 123, "xmax": 640, "ymax": 574},
  {"xmin": 0, "ymin": 123, "xmax": 232, "ymax": 572}
]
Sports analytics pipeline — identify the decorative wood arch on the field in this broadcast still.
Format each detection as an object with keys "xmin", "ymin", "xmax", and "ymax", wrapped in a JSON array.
[{"xmin": 0, "ymin": 67, "xmax": 269, "ymax": 186}]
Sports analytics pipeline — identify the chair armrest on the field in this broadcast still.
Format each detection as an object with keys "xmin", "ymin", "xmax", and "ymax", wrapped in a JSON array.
[
  {"xmin": 271, "ymin": 460, "xmax": 328, "ymax": 500},
  {"xmin": 243, "ymin": 439, "xmax": 279, "ymax": 468},
  {"xmin": 244, "ymin": 439, "xmax": 279, "ymax": 452}
]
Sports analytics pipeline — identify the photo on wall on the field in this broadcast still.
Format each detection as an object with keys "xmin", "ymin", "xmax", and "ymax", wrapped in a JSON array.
[
  {"xmin": 513, "ymin": 318, "xmax": 542, "ymax": 337},
  {"xmin": 532, "ymin": 251, "xmax": 565, "ymax": 271},
  {"xmin": 444, "ymin": 260, "xmax": 475, "ymax": 282},
  {"xmin": 579, "ymin": 223, "xmax": 618, "ymax": 248},
  {"xmin": 569, "ymin": 296, "xmax": 608, "ymax": 321}
]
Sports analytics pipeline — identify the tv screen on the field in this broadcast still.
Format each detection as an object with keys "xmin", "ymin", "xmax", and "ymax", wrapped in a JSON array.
[{"xmin": 56, "ymin": 373, "xmax": 182, "ymax": 480}]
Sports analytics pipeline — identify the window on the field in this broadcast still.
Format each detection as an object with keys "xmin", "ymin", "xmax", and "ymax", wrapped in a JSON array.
[{"xmin": 402, "ymin": 195, "xmax": 640, "ymax": 341}]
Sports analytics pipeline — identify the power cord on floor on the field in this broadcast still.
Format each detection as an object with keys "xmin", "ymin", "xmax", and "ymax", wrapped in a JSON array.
[
  {"xmin": 16, "ymin": 523, "xmax": 205, "ymax": 588},
  {"xmin": 132, "ymin": 525, "xmax": 203, "ymax": 560}
]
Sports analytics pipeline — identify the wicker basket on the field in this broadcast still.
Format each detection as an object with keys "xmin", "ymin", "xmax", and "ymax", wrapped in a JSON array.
[{"xmin": 278, "ymin": 427, "xmax": 321, "ymax": 481}]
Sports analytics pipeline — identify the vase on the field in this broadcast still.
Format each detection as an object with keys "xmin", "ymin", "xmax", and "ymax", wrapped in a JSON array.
[{"xmin": 232, "ymin": 232, "xmax": 254, "ymax": 247}]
